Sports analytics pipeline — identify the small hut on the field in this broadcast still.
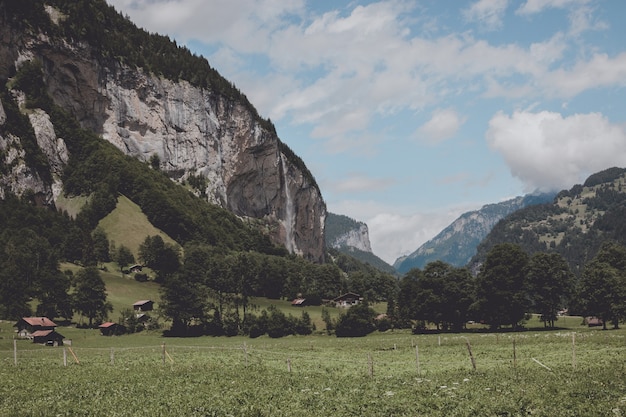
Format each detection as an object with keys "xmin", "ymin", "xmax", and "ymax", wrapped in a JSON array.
[{"xmin": 98, "ymin": 322, "xmax": 125, "ymax": 336}]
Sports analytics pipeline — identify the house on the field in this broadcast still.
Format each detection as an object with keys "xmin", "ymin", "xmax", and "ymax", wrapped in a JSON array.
[
  {"xmin": 291, "ymin": 298, "xmax": 307, "ymax": 307},
  {"xmin": 14, "ymin": 317, "xmax": 58, "ymax": 339},
  {"xmin": 129, "ymin": 264, "xmax": 143, "ymax": 273},
  {"xmin": 133, "ymin": 300, "xmax": 154, "ymax": 312},
  {"xmin": 332, "ymin": 292, "xmax": 362, "ymax": 308},
  {"xmin": 31, "ymin": 329, "xmax": 65, "ymax": 346},
  {"xmin": 585, "ymin": 317, "xmax": 603, "ymax": 327},
  {"xmin": 98, "ymin": 322, "xmax": 125, "ymax": 336}
]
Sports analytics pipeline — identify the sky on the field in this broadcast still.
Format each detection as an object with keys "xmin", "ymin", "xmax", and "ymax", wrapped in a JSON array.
[{"xmin": 105, "ymin": 0, "xmax": 626, "ymax": 264}]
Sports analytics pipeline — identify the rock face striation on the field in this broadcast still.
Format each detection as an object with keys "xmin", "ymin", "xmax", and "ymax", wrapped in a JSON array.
[{"xmin": 0, "ymin": 8, "xmax": 326, "ymax": 261}]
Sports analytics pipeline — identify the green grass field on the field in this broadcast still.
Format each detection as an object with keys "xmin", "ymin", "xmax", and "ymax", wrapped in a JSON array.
[{"xmin": 1, "ymin": 317, "xmax": 624, "ymax": 416}]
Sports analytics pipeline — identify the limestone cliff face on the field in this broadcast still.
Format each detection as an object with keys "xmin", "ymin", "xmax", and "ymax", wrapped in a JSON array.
[{"xmin": 0, "ymin": 17, "xmax": 326, "ymax": 261}]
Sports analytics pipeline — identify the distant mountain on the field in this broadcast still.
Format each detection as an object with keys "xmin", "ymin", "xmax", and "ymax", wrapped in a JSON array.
[
  {"xmin": 469, "ymin": 167, "xmax": 626, "ymax": 275},
  {"xmin": 325, "ymin": 213, "xmax": 396, "ymax": 274},
  {"xmin": 394, "ymin": 193, "xmax": 556, "ymax": 273}
]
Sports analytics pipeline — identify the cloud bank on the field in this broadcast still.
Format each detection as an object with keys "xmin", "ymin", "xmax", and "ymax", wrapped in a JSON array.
[{"xmin": 487, "ymin": 110, "xmax": 626, "ymax": 192}]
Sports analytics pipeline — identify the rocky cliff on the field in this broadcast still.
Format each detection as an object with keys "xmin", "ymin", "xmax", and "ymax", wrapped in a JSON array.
[
  {"xmin": 325, "ymin": 213, "xmax": 372, "ymax": 253},
  {"xmin": 0, "ymin": 3, "xmax": 326, "ymax": 261}
]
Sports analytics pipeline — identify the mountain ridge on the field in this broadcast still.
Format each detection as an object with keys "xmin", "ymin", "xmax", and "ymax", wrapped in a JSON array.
[{"xmin": 394, "ymin": 192, "xmax": 556, "ymax": 273}]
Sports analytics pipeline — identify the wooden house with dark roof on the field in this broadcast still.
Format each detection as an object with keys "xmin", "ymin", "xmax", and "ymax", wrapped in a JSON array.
[
  {"xmin": 132, "ymin": 300, "xmax": 154, "ymax": 312},
  {"xmin": 31, "ymin": 329, "xmax": 65, "ymax": 346},
  {"xmin": 98, "ymin": 322, "xmax": 126, "ymax": 336},
  {"xmin": 332, "ymin": 292, "xmax": 362, "ymax": 308}
]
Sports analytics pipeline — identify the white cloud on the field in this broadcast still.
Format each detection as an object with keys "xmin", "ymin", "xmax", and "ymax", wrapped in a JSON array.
[
  {"xmin": 516, "ymin": 0, "xmax": 590, "ymax": 15},
  {"xmin": 417, "ymin": 108, "xmax": 466, "ymax": 144},
  {"xmin": 463, "ymin": 0, "xmax": 509, "ymax": 31},
  {"xmin": 329, "ymin": 174, "xmax": 396, "ymax": 194},
  {"xmin": 486, "ymin": 110, "xmax": 626, "ymax": 192},
  {"xmin": 330, "ymin": 199, "xmax": 468, "ymax": 264}
]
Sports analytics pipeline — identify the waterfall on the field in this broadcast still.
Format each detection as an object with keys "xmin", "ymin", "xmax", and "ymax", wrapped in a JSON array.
[{"xmin": 281, "ymin": 156, "xmax": 296, "ymax": 253}]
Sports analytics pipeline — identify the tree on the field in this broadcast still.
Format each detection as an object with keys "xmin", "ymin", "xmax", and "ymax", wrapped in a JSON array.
[
  {"xmin": 92, "ymin": 227, "xmax": 110, "ymax": 267},
  {"xmin": 579, "ymin": 242, "xmax": 626, "ymax": 329},
  {"xmin": 72, "ymin": 267, "xmax": 113, "ymax": 327},
  {"xmin": 138, "ymin": 235, "xmax": 180, "ymax": 281},
  {"xmin": 159, "ymin": 273, "xmax": 208, "ymax": 336},
  {"xmin": 114, "ymin": 245, "xmax": 135, "ymax": 272},
  {"xmin": 335, "ymin": 302, "xmax": 377, "ymax": 337},
  {"xmin": 526, "ymin": 252, "xmax": 573, "ymax": 328},
  {"xmin": 473, "ymin": 243, "xmax": 530, "ymax": 330}
]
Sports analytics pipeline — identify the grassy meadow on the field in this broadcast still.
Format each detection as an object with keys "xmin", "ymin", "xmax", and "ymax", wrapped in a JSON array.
[{"xmin": 1, "ymin": 317, "xmax": 625, "ymax": 416}]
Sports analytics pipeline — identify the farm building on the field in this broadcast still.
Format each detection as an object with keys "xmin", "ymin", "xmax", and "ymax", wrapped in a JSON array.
[
  {"xmin": 332, "ymin": 293, "xmax": 362, "ymax": 308},
  {"xmin": 14, "ymin": 317, "xmax": 58, "ymax": 339},
  {"xmin": 291, "ymin": 298, "xmax": 307, "ymax": 307},
  {"xmin": 31, "ymin": 329, "xmax": 65, "ymax": 346},
  {"xmin": 133, "ymin": 300, "xmax": 154, "ymax": 312},
  {"xmin": 98, "ymin": 322, "xmax": 126, "ymax": 336}
]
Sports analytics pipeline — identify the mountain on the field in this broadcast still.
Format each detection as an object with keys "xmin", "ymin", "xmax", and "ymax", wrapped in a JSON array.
[
  {"xmin": 0, "ymin": 0, "xmax": 325, "ymax": 261},
  {"xmin": 469, "ymin": 167, "xmax": 626, "ymax": 275},
  {"xmin": 394, "ymin": 193, "xmax": 556, "ymax": 273},
  {"xmin": 325, "ymin": 213, "xmax": 396, "ymax": 274}
]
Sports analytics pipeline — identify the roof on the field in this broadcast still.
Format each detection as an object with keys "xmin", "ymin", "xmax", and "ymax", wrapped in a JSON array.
[
  {"xmin": 16, "ymin": 317, "xmax": 58, "ymax": 327},
  {"xmin": 31, "ymin": 330, "xmax": 54, "ymax": 337},
  {"xmin": 98, "ymin": 322, "xmax": 118, "ymax": 328},
  {"xmin": 332, "ymin": 293, "xmax": 361, "ymax": 301},
  {"xmin": 31, "ymin": 329, "xmax": 64, "ymax": 338},
  {"xmin": 291, "ymin": 298, "xmax": 306, "ymax": 305},
  {"xmin": 133, "ymin": 300, "xmax": 153, "ymax": 306}
]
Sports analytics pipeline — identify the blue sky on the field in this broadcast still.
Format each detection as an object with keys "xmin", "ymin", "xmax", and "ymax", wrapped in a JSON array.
[{"xmin": 106, "ymin": 0, "xmax": 626, "ymax": 264}]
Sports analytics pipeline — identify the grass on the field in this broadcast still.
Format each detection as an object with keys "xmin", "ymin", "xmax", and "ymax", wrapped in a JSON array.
[
  {"xmin": 98, "ymin": 194, "xmax": 179, "ymax": 258},
  {"xmin": 0, "ymin": 321, "xmax": 625, "ymax": 416}
]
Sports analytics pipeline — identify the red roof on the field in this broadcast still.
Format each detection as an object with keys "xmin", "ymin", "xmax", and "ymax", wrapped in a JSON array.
[
  {"xmin": 19, "ymin": 317, "xmax": 57, "ymax": 327},
  {"xmin": 31, "ymin": 330, "xmax": 54, "ymax": 337},
  {"xmin": 98, "ymin": 322, "xmax": 117, "ymax": 328}
]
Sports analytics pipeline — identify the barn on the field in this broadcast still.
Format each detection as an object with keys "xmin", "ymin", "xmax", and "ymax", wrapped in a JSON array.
[
  {"xmin": 98, "ymin": 322, "xmax": 126, "ymax": 336},
  {"xmin": 133, "ymin": 300, "xmax": 154, "ymax": 312},
  {"xmin": 31, "ymin": 329, "xmax": 65, "ymax": 346}
]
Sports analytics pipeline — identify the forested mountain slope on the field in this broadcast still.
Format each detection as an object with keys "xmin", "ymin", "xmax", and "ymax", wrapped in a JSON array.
[{"xmin": 469, "ymin": 167, "xmax": 626, "ymax": 275}]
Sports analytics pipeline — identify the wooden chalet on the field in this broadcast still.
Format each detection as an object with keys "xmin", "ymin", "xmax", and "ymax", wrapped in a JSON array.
[
  {"xmin": 31, "ymin": 329, "xmax": 65, "ymax": 346},
  {"xmin": 14, "ymin": 317, "xmax": 58, "ymax": 339},
  {"xmin": 98, "ymin": 322, "xmax": 125, "ymax": 336},
  {"xmin": 332, "ymin": 292, "xmax": 362, "ymax": 308},
  {"xmin": 133, "ymin": 300, "xmax": 154, "ymax": 312}
]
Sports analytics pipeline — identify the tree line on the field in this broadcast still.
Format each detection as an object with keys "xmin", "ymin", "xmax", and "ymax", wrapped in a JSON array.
[{"xmin": 393, "ymin": 242, "xmax": 626, "ymax": 332}]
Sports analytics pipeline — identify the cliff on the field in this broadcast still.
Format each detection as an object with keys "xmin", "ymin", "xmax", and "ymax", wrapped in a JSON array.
[{"xmin": 0, "ymin": 1, "xmax": 326, "ymax": 261}]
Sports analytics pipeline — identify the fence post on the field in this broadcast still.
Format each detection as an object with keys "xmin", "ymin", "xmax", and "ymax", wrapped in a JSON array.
[
  {"xmin": 110, "ymin": 347, "xmax": 115, "ymax": 366},
  {"xmin": 464, "ymin": 338, "xmax": 476, "ymax": 371},
  {"xmin": 287, "ymin": 357, "xmax": 292, "ymax": 373},
  {"xmin": 513, "ymin": 338, "xmax": 517, "ymax": 369},
  {"xmin": 161, "ymin": 343, "xmax": 166, "ymax": 365},
  {"xmin": 13, "ymin": 339, "xmax": 17, "ymax": 366},
  {"xmin": 572, "ymin": 333, "xmax": 576, "ymax": 370},
  {"xmin": 368, "ymin": 353, "xmax": 374, "ymax": 378},
  {"xmin": 63, "ymin": 348, "xmax": 67, "ymax": 367},
  {"xmin": 415, "ymin": 344, "xmax": 421, "ymax": 377},
  {"xmin": 243, "ymin": 342, "xmax": 248, "ymax": 367}
]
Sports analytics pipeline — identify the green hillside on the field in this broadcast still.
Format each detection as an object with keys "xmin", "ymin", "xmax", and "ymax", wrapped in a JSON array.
[{"xmin": 98, "ymin": 194, "xmax": 179, "ymax": 259}]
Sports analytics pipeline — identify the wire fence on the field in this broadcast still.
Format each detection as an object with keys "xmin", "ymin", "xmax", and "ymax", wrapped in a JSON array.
[{"xmin": 2, "ymin": 330, "xmax": 625, "ymax": 377}]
